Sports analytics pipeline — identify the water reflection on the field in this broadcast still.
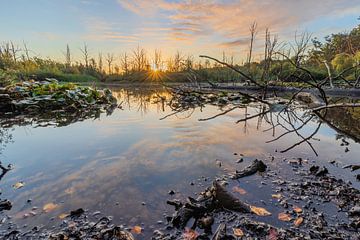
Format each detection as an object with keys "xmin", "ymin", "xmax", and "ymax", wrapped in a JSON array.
[{"xmin": 0, "ymin": 86, "xmax": 359, "ymax": 238}]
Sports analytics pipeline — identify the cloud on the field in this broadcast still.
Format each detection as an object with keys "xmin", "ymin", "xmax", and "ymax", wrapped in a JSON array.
[
  {"xmin": 81, "ymin": 16, "xmax": 139, "ymax": 43},
  {"xmin": 118, "ymin": 0, "xmax": 360, "ymax": 46},
  {"xmin": 35, "ymin": 31, "xmax": 61, "ymax": 40},
  {"xmin": 219, "ymin": 38, "xmax": 249, "ymax": 48}
]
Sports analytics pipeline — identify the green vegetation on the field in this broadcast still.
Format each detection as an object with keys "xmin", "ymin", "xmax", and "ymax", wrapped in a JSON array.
[{"xmin": 0, "ymin": 20, "xmax": 359, "ymax": 87}]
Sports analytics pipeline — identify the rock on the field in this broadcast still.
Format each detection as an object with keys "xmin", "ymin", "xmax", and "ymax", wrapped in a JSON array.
[
  {"xmin": 70, "ymin": 208, "xmax": 84, "ymax": 217},
  {"xmin": 349, "ymin": 206, "xmax": 360, "ymax": 216},
  {"xmin": 0, "ymin": 200, "xmax": 12, "ymax": 211},
  {"xmin": 310, "ymin": 166, "xmax": 328, "ymax": 177},
  {"xmin": 198, "ymin": 216, "xmax": 214, "ymax": 229}
]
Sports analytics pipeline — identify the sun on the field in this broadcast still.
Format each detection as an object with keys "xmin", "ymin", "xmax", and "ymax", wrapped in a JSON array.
[{"xmin": 147, "ymin": 67, "xmax": 164, "ymax": 81}]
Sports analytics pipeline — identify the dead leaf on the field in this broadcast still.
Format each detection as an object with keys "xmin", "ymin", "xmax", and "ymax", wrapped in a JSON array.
[
  {"xmin": 59, "ymin": 213, "xmax": 69, "ymax": 219},
  {"xmin": 250, "ymin": 205, "xmax": 271, "ymax": 216},
  {"xmin": 271, "ymin": 194, "xmax": 282, "ymax": 199},
  {"xmin": 233, "ymin": 228, "xmax": 244, "ymax": 237},
  {"xmin": 278, "ymin": 212, "xmax": 292, "ymax": 222},
  {"xmin": 293, "ymin": 206, "xmax": 303, "ymax": 213},
  {"xmin": 182, "ymin": 228, "xmax": 198, "ymax": 240},
  {"xmin": 268, "ymin": 228, "xmax": 278, "ymax": 240},
  {"xmin": 13, "ymin": 182, "xmax": 24, "ymax": 189},
  {"xmin": 43, "ymin": 203, "xmax": 58, "ymax": 213},
  {"xmin": 232, "ymin": 186, "xmax": 247, "ymax": 195},
  {"xmin": 294, "ymin": 217, "xmax": 304, "ymax": 227},
  {"xmin": 131, "ymin": 225, "xmax": 142, "ymax": 234}
]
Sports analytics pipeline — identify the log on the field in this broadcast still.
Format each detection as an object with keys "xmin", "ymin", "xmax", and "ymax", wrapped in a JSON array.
[{"xmin": 212, "ymin": 181, "xmax": 251, "ymax": 213}]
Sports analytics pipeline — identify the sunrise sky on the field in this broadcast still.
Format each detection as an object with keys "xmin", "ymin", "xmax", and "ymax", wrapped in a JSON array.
[{"xmin": 2, "ymin": 0, "xmax": 360, "ymax": 63}]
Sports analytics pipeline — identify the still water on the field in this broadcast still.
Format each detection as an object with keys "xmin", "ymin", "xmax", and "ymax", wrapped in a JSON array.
[{"xmin": 0, "ymin": 86, "xmax": 359, "ymax": 237}]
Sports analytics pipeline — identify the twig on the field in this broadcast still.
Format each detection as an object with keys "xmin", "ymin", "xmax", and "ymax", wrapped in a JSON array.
[{"xmin": 312, "ymin": 103, "xmax": 360, "ymax": 112}]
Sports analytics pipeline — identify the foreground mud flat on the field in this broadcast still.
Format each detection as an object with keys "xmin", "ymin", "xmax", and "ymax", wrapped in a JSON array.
[{"xmin": 1, "ymin": 159, "xmax": 358, "ymax": 240}]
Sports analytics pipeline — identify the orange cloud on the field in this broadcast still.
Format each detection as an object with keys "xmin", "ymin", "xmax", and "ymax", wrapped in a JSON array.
[{"xmin": 118, "ymin": 0, "xmax": 360, "ymax": 47}]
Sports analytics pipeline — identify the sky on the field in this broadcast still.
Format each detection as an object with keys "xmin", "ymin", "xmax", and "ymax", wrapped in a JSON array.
[{"xmin": 1, "ymin": 0, "xmax": 360, "ymax": 63}]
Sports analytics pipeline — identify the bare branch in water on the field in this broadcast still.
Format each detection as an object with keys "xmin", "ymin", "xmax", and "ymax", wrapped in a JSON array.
[{"xmin": 199, "ymin": 55, "xmax": 264, "ymax": 88}]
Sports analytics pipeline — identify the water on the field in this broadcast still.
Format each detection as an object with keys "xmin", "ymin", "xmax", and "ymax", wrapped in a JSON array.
[{"xmin": 0, "ymin": 86, "xmax": 359, "ymax": 237}]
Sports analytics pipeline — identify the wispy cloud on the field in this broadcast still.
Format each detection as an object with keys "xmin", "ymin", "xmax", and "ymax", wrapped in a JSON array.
[
  {"xmin": 81, "ymin": 16, "xmax": 139, "ymax": 43},
  {"xmin": 118, "ymin": 0, "xmax": 360, "ymax": 47},
  {"xmin": 219, "ymin": 38, "xmax": 249, "ymax": 48},
  {"xmin": 34, "ymin": 31, "xmax": 61, "ymax": 40}
]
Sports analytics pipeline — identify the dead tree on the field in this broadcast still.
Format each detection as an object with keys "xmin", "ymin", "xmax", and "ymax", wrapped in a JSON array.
[
  {"xmin": 98, "ymin": 53, "xmax": 103, "ymax": 73},
  {"xmin": 80, "ymin": 43, "xmax": 89, "ymax": 68},
  {"xmin": 22, "ymin": 41, "xmax": 30, "ymax": 61},
  {"xmin": 154, "ymin": 49, "xmax": 162, "ymax": 70},
  {"xmin": 248, "ymin": 21, "xmax": 257, "ymax": 67},
  {"xmin": 106, "ymin": 53, "xmax": 114, "ymax": 74},
  {"xmin": 132, "ymin": 46, "xmax": 147, "ymax": 71},
  {"xmin": 120, "ymin": 52, "xmax": 129, "ymax": 75},
  {"xmin": 63, "ymin": 44, "xmax": 71, "ymax": 68},
  {"xmin": 323, "ymin": 60, "xmax": 334, "ymax": 88},
  {"xmin": 10, "ymin": 41, "xmax": 20, "ymax": 63}
]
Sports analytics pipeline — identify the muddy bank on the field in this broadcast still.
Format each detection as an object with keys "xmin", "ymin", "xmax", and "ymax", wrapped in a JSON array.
[
  {"xmin": 1, "ymin": 160, "xmax": 358, "ymax": 239},
  {"xmin": 157, "ymin": 161, "xmax": 360, "ymax": 239}
]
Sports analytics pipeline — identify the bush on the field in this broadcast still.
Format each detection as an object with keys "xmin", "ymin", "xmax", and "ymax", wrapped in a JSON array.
[
  {"xmin": 19, "ymin": 69, "xmax": 99, "ymax": 83},
  {"xmin": 0, "ymin": 69, "xmax": 16, "ymax": 87}
]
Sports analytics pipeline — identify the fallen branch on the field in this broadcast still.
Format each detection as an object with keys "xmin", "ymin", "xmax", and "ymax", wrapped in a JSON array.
[
  {"xmin": 312, "ymin": 103, "xmax": 360, "ymax": 112},
  {"xmin": 199, "ymin": 55, "xmax": 264, "ymax": 88}
]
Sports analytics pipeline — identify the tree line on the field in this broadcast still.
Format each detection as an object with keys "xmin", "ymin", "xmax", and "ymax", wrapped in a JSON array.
[{"xmin": 0, "ymin": 17, "xmax": 359, "ymax": 87}]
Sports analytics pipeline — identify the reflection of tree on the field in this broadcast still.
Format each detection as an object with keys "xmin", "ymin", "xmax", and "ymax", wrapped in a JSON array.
[
  {"xmin": 315, "ymin": 107, "xmax": 360, "ymax": 143},
  {"xmin": 0, "ymin": 127, "xmax": 13, "ymax": 155},
  {"xmin": 0, "ymin": 105, "xmax": 116, "ymax": 128},
  {"xmin": 111, "ymin": 87, "xmax": 172, "ymax": 116},
  {"xmin": 167, "ymin": 92, "xmax": 358, "ymax": 156}
]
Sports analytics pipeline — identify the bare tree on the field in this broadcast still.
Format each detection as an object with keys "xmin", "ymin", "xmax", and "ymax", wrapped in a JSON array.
[
  {"xmin": 323, "ymin": 60, "xmax": 334, "ymax": 88},
  {"xmin": 248, "ymin": 21, "xmax": 257, "ymax": 67},
  {"xmin": 120, "ymin": 52, "xmax": 129, "ymax": 75},
  {"xmin": 291, "ymin": 32, "xmax": 312, "ymax": 67},
  {"xmin": 80, "ymin": 43, "xmax": 89, "ymax": 68},
  {"xmin": 63, "ymin": 44, "xmax": 71, "ymax": 67},
  {"xmin": 22, "ymin": 41, "xmax": 30, "ymax": 61},
  {"xmin": 132, "ymin": 46, "xmax": 147, "ymax": 71},
  {"xmin": 174, "ymin": 51, "xmax": 183, "ymax": 72},
  {"xmin": 98, "ymin": 53, "xmax": 103, "ymax": 73},
  {"xmin": 10, "ymin": 41, "xmax": 20, "ymax": 63},
  {"xmin": 106, "ymin": 53, "xmax": 114, "ymax": 74},
  {"xmin": 154, "ymin": 49, "xmax": 162, "ymax": 70}
]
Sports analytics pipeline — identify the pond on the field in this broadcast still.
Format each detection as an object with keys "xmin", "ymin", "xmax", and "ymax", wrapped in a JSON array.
[{"xmin": 0, "ymin": 86, "xmax": 359, "ymax": 238}]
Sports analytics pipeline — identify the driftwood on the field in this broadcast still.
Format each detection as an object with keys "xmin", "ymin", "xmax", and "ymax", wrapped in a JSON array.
[
  {"xmin": 231, "ymin": 159, "xmax": 267, "ymax": 179},
  {"xmin": 167, "ymin": 181, "xmax": 251, "ymax": 229},
  {"xmin": 212, "ymin": 181, "xmax": 250, "ymax": 213},
  {"xmin": 0, "ymin": 200, "xmax": 12, "ymax": 211}
]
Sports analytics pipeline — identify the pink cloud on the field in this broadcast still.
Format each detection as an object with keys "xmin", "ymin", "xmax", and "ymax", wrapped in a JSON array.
[{"xmin": 118, "ymin": 0, "xmax": 360, "ymax": 46}]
